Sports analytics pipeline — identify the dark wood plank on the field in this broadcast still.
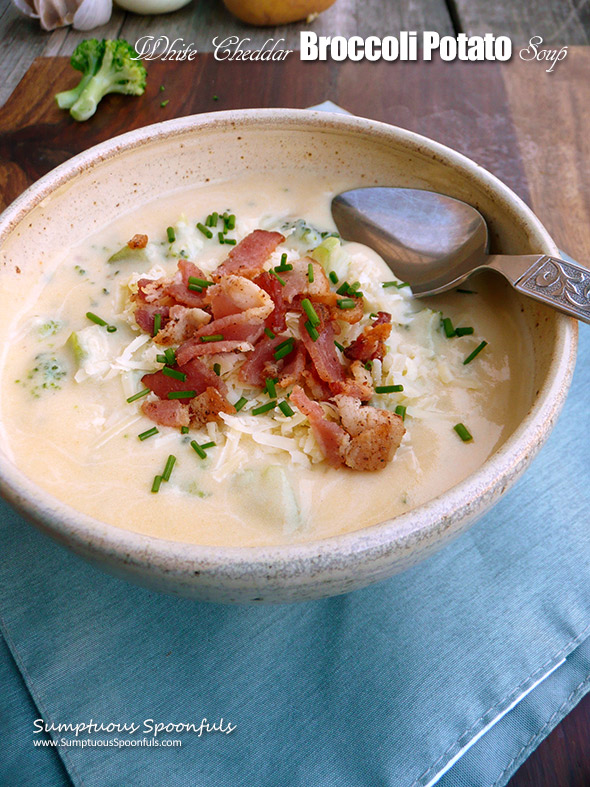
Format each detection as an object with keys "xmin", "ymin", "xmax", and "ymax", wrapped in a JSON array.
[{"xmin": 451, "ymin": 0, "xmax": 590, "ymax": 44}]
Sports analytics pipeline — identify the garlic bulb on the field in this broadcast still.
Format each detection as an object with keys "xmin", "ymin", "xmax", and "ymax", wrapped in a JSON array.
[{"xmin": 12, "ymin": 0, "xmax": 112, "ymax": 31}]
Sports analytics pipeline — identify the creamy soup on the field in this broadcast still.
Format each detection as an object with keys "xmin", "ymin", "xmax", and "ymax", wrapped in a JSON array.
[{"xmin": 0, "ymin": 174, "xmax": 533, "ymax": 546}]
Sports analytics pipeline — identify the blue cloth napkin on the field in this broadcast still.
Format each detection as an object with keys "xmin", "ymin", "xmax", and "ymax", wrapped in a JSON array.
[{"xmin": 1, "ymin": 317, "xmax": 589, "ymax": 786}]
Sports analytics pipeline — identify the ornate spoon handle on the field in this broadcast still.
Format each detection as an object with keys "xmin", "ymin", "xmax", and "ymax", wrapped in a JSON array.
[{"xmin": 487, "ymin": 254, "xmax": 590, "ymax": 324}]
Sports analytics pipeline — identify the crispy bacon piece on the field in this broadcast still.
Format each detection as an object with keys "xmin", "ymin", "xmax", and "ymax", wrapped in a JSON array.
[
  {"xmin": 278, "ymin": 341, "xmax": 306, "ymax": 388},
  {"xmin": 253, "ymin": 271, "xmax": 287, "ymax": 333},
  {"xmin": 331, "ymin": 360, "xmax": 374, "ymax": 402},
  {"xmin": 299, "ymin": 306, "xmax": 345, "ymax": 387},
  {"xmin": 135, "ymin": 304, "xmax": 170, "ymax": 335},
  {"xmin": 128, "ymin": 234, "xmax": 148, "ymax": 249},
  {"xmin": 301, "ymin": 367, "xmax": 333, "ymax": 401},
  {"xmin": 154, "ymin": 305, "xmax": 211, "ymax": 346},
  {"xmin": 142, "ymin": 357, "xmax": 227, "ymax": 399},
  {"xmin": 335, "ymin": 395, "xmax": 405, "ymax": 471},
  {"xmin": 328, "ymin": 296, "xmax": 365, "ymax": 325},
  {"xmin": 164, "ymin": 260, "xmax": 210, "ymax": 308},
  {"xmin": 214, "ymin": 230, "xmax": 285, "ymax": 279},
  {"xmin": 281, "ymin": 259, "xmax": 332, "ymax": 304},
  {"xmin": 290, "ymin": 386, "xmax": 349, "ymax": 467},
  {"xmin": 178, "ymin": 339, "xmax": 256, "ymax": 361},
  {"xmin": 189, "ymin": 387, "xmax": 236, "ymax": 427},
  {"xmin": 141, "ymin": 399, "xmax": 190, "ymax": 428},
  {"xmin": 345, "ymin": 312, "xmax": 392, "ymax": 362},
  {"xmin": 239, "ymin": 334, "xmax": 288, "ymax": 387}
]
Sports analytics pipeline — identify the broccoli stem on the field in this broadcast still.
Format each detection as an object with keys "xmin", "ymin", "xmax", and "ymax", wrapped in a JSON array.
[
  {"xmin": 70, "ymin": 74, "xmax": 115, "ymax": 122},
  {"xmin": 55, "ymin": 72, "xmax": 95, "ymax": 110}
]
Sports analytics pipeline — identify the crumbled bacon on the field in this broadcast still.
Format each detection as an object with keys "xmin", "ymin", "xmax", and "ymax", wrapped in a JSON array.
[
  {"xmin": 214, "ymin": 230, "xmax": 285, "ymax": 279},
  {"xmin": 135, "ymin": 278, "xmax": 170, "ymax": 305},
  {"xmin": 141, "ymin": 399, "xmax": 190, "ymax": 428},
  {"xmin": 253, "ymin": 271, "xmax": 287, "ymax": 332},
  {"xmin": 135, "ymin": 304, "xmax": 170, "ymax": 335},
  {"xmin": 154, "ymin": 305, "xmax": 211, "ymax": 346},
  {"xmin": 164, "ymin": 260, "xmax": 210, "ymax": 308},
  {"xmin": 278, "ymin": 341, "xmax": 306, "ymax": 388},
  {"xmin": 331, "ymin": 360, "xmax": 374, "ymax": 402},
  {"xmin": 345, "ymin": 312, "xmax": 392, "ymax": 362},
  {"xmin": 290, "ymin": 386, "xmax": 349, "ymax": 468},
  {"xmin": 189, "ymin": 387, "xmax": 236, "ymax": 427},
  {"xmin": 239, "ymin": 334, "xmax": 288, "ymax": 387},
  {"xmin": 301, "ymin": 367, "xmax": 333, "ymax": 401},
  {"xmin": 299, "ymin": 306, "xmax": 345, "ymax": 387},
  {"xmin": 281, "ymin": 259, "xmax": 332, "ymax": 303},
  {"xmin": 142, "ymin": 357, "xmax": 227, "ymax": 399},
  {"xmin": 128, "ymin": 233, "xmax": 148, "ymax": 249}
]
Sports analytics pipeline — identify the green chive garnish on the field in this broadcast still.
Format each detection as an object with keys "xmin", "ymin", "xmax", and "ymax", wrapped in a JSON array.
[
  {"xmin": 280, "ymin": 253, "xmax": 288, "ymax": 266},
  {"xmin": 301, "ymin": 298, "xmax": 320, "ymax": 327},
  {"xmin": 307, "ymin": 262, "xmax": 315, "ymax": 283},
  {"xmin": 188, "ymin": 283, "xmax": 202, "ymax": 293},
  {"xmin": 252, "ymin": 400, "xmax": 277, "ymax": 415},
  {"xmin": 168, "ymin": 390, "xmax": 196, "ymax": 399},
  {"xmin": 463, "ymin": 341, "xmax": 488, "ymax": 365},
  {"xmin": 86, "ymin": 312, "xmax": 107, "ymax": 326},
  {"xmin": 226, "ymin": 214, "xmax": 236, "ymax": 230},
  {"xmin": 305, "ymin": 321, "xmax": 319, "ymax": 342},
  {"xmin": 162, "ymin": 454, "xmax": 176, "ymax": 481},
  {"xmin": 234, "ymin": 396, "xmax": 248, "ymax": 412},
  {"xmin": 442, "ymin": 317, "xmax": 456, "ymax": 338},
  {"xmin": 106, "ymin": 325, "xmax": 117, "ymax": 333},
  {"xmin": 151, "ymin": 475, "xmax": 162, "ymax": 493},
  {"xmin": 156, "ymin": 354, "xmax": 167, "ymax": 363},
  {"xmin": 454, "ymin": 423, "xmax": 473, "ymax": 442},
  {"xmin": 138, "ymin": 427, "xmax": 159, "ymax": 441},
  {"xmin": 218, "ymin": 231, "xmax": 225, "ymax": 244},
  {"xmin": 224, "ymin": 239, "xmax": 236, "ymax": 246},
  {"xmin": 279, "ymin": 400, "xmax": 294, "ymax": 417},
  {"xmin": 188, "ymin": 276, "xmax": 214, "ymax": 288},
  {"xmin": 210, "ymin": 212, "xmax": 218, "ymax": 227},
  {"xmin": 197, "ymin": 222, "xmax": 213, "ymax": 239},
  {"xmin": 213, "ymin": 363, "xmax": 221, "ymax": 376},
  {"xmin": 190, "ymin": 440, "xmax": 207, "ymax": 459},
  {"xmin": 348, "ymin": 281, "xmax": 361, "ymax": 293},
  {"xmin": 201, "ymin": 442, "xmax": 216, "ymax": 450},
  {"xmin": 334, "ymin": 340, "xmax": 346, "ymax": 352},
  {"xmin": 274, "ymin": 339, "xmax": 295, "ymax": 360},
  {"xmin": 395, "ymin": 405, "xmax": 407, "ymax": 421},
  {"xmin": 336, "ymin": 282, "xmax": 350, "ymax": 295},
  {"xmin": 166, "ymin": 226, "xmax": 176, "ymax": 243},
  {"xmin": 265, "ymin": 377, "xmax": 277, "ymax": 398},
  {"xmin": 275, "ymin": 263, "xmax": 293, "ymax": 272},
  {"xmin": 181, "ymin": 426, "xmax": 189, "ymax": 434},
  {"xmin": 375, "ymin": 384, "xmax": 404, "ymax": 393},
  {"xmin": 127, "ymin": 388, "xmax": 150, "ymax": 403},
  {"xmin": 164, "ymin": 348, "xmax": 176, "ymax": 365},
  {"xmin": 153, "ymin": 313, "xmax": 161, "ymax": 336},
  {"xmin": 383, "ymin": 281, "xmax": 410, "ymax": 289},
  {"xmin": 337, "ymin": 298, "xmax": 357, "ymax": 310},
  {"xmin": 271, "ymin": 270, "xmax": 286, "ymax": 286},
  {"xmin": 329, "ymin": 271, "xmax": 338, "ymax": 284},
  {"xmin": 264, "ymin": 328, "xmax": 276, "ymax": 339},
  {"xmin": 200, "ymin": 334, "xmax": 224, "ymax": 343},
  {"xmin": 163, "ymin": 367, "xmax": 187, "ymax": 382},
  {"xmin": 364, "ymin": 360, "xmax": 373, "ymax": 370},
  {"xmin": 455, "ymin": 326, "xmax": 474, "ymax": 337}
]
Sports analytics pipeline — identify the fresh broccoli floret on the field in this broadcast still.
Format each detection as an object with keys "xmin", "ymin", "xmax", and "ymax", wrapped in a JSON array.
[
  {"xmin": 55, "ymin": 39, "xmax": 105, "ymax": 111},
  {"xmin": 58, "ymin": 39, "xmax": 147, "ymax": 123}
]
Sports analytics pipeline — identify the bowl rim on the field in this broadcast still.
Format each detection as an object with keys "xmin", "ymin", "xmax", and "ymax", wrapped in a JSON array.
[{"xmin": 0, "ymin": 108, "xmax": 578, "ymax": 582}]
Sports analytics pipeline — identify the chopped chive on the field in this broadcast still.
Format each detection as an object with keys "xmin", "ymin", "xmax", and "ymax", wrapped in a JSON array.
[
  {"xmin": 162, "ymin": 454, "xmax": 176, "ymax": 481},
  {"xmin": 329, "ymin": 271, "xmax": 339, "ymax": 284},
  {"xmin": 301, "ymin": 298, "xmax": 320, "ymax": 326},
  {"xmin": 364, "ymin": 360, "xmax": 373, "ymax": 371},
  {"xmin": 307, "ymin": 262, "xmax": 315, "ymax": 283},
  {"xmin": 151, "ymin": 475, "xmax": 162, "ymax": 493},
  {"xmin": 213, "ymin": 363, "xmax": 221, "ymax": 376},
  {"xmin": 153, "ymin": 313, "xmax": 161, "ymax": 336},
  {"xmin": 336, "ymin": 282, "xmax": 350, "ymax": 295},
  {"xmin": 334, "ymin": 340, "xmax": 346, "ymax": 352},
  {"xmin": 201, "ymin": 441, "xmax": 216, "ymax": 449},
  {"xmin": 274, "ymin": 342, "xmax": 294, "ymax": 360},
  {"xmin": 86, "ymin": 311, "xmax": 107, "ymax": 326},
  {"xmin": 348, "ymin": 281, "xmax": 361, "ymax": 293},
  {"xmin": 167, "ymin": 390, "xmax": 197, "ymax": 399},
  {"xmin": 200, "ymin": 334, "xmax": 224, "ymax": 343},
  {"xmin": 197, "ymin": 222, "xmax": 213, "ymax": 239},
  {"xmin": 205, "ymin": 214, "xmax": 213, "ymax": 227},
  {"xmin": 166, "ymin": 226, "xmax": 176, "ymax": 243},
  {"xmin": 218, "ymin": 231, "xmax": 225, "ymax": 244},
  {"xmin": 279, "ymin": 400, "xmax": 294, "ymax": 417},
  {"xmin": 442, "ymin": 317, "xmax": 456, "ymax": 338},
  {"xmin": 456, "ymin": 288, "xmax": 476, "ymax": 294},
  {"xmin": 375, "ymin": 384, "xmax": 404, "ymax": 393},
  {"xmin": 337, "ymin": 298, "xmax": 357, "ymax": 310},
  {"xmin": 181, "ymin": 426, "xmax": 189, "ymax": 434},
  {"xmin": 210, "ymin": 212, "xmax": 218, "ymax": 227},
  {"xmin": 454, "ymin": 423, "xmax": 473, "ymax": 442},
  {"xmin": 305, "ymin": 321, "xmax": 320, "ymax": 342},
  {"xmin": 164, "ymin": 348, "xmax": 176, "ymax": 365},
  {"xmin": 106, "ymin": 325, "xmax": 117, "ymax": 333},
  {"xmin": 138, "ymin": 427, "xmax": 159, "ymax": 441},
  {"xmin": 395, "ymin": 405, "xmax": 407, "ymax": 421},
  {"xmin": 265, "ymin": 377, "xmax": 277, "ymax": 398},
  {"xmin": 224, "ymin": 238, "xmax": 236, "ymax": 246},
  {"xmin": 270, "ymin": 270, "xmax": 286, "ymax": 286},
  {"xmin": 190, "ymin": 440, "xmax": 206, "ymax": 459},
  {"xmin": 455, "ymin": 326, "xmax": 474, "ymax": 337},
  {"xmin": 127, "ymin": 388, "xmax": 150, "ymax": 403},
  {"xmin": 463, "ymin": 341, "xmax": 488, "ymax": 365},
  {"xmin": 234, "ymin": 396, "xmax": 248, "ymax": 412},
  {"xmin": 156, "ymin": 354, "xmax": 167, "ymax": 363},
  {"xmin": 188, "ymin": 283, "xmax": 203, "ymax": 293},
  {"xmin": 370, "ymin": 313, "xmax": 378, "ymax": 318},
  {"xmin": 188, "ymin": 276, "xmax": 214, "ymax": 288},
  {"xmin": 275, "ymin": 338, "xmax": 294, "ymax": 352},
  {"xmin": 275, "ymin": 263, "xmax": 293, "ymax": 272},
  {"xmin": 383, "ymin": 281, "xmax": 410, "ymax": 289},
  {"xmin": 163, "ymin": 367, "xmax": 187, "ymax": 382},
  {"xmin": 264, "ymin": 327, "xmax": 276, "ymax": 339},
  {"xmin": 280, "ymin": 253, "xmax": 288, "ymax": 266},
  {"xmin": 252, "ymin": 400, "xmax": 277, "ymax": 415},
  {"xmin": 226, "ymin": 214, "xmax": 236, "ymax": 230}
]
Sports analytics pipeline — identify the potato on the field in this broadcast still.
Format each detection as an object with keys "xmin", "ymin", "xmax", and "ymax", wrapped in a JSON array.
[{"xmin": 222, "ymin": 0, "xmax": 337, "ymax": 26}]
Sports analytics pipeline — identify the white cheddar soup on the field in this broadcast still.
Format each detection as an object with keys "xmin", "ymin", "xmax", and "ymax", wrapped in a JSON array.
[{"xmin": 0, "ymin": 174, "xmax": 534, "ymax": 547}]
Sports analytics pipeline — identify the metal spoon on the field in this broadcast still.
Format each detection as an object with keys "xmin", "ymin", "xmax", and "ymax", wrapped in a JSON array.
[{"xmin": 331, "ymin": 187, "xmax": 590, "ymax": 323}]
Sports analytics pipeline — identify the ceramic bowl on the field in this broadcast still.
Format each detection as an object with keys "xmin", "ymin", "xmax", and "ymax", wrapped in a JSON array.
[{"xmin": 0, "ymin": 109, "xmax": 577, "ymax": 602}]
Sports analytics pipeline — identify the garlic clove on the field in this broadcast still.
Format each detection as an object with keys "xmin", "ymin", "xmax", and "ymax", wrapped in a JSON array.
[{"xmin": 73, "ymin": 0, "xmax": 112, "ymax": 30}]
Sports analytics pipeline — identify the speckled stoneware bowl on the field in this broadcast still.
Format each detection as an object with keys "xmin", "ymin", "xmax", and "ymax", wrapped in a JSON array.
[{"xmin": 0, "ymin": 109, "xmax": 577, "ymax": 603}]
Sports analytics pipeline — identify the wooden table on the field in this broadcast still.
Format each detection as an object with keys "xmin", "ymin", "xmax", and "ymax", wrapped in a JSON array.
[{"xmin": 1, "ymin": 3, "xmax": 590, "ymax": 781}]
